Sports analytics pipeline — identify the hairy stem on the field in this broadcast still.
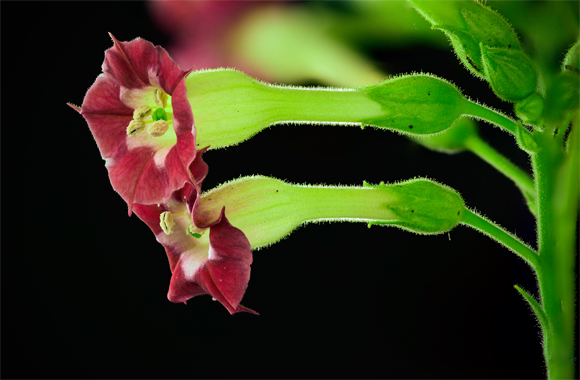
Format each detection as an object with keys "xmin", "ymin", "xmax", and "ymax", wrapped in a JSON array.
[
  {"xmin": 464, "ymin": 135, "xmax": 536, "ymax": 197},
  {"xmin": 459, "ymin": 208, "xmax": 539, "ymax": 269},
  {"xmin": 462, "ymin": 100, "xmax": 520, "ymax": 135},
  {"xmin": 532, "ymin": 117, "xmax": 578, "ymax": 379}
]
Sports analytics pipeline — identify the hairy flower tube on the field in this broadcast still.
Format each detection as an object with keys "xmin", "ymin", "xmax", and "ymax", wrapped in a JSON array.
[
  {"xmin": 195, "ymin": 176, "xmax": 466, "ymax": 250},
  {"xmin": 70, "ymin": 34, "xmax": 196, "ymax": 214}
]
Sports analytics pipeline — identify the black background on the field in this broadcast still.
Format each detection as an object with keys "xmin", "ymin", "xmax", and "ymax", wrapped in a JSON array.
[{"xmin": 2, "ymin": 1, "xmax": 573, "ymax": 379}]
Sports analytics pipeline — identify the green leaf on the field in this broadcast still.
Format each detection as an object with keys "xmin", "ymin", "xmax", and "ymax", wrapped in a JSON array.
[
  {"xmin": 459, "ymin": 6, "xmax": 521, "ymax": 51},
  {"xmin": 409, "ymin": 0, "xmax": 527, "ymax": 84},
  {"xmin": 515, "ymin": 122, "xmax": 540, "ymax": 154},
  {"xmin": 514, "ymin": 285, "xmax": 549, "ymax": 336},
  {"xmin": 562, "ymin": 40, "xmax": 579, "ymax": 74},
  {"xmin": 363, "ymin": 73, "xmax": 466, "ymax": 135},
  {"xmin": 480, "ymin": 44, "xmax": 538, "ymax": 102},
  {"xmin": 432, "ymin": 25, "xmax": 484, "ymax": 78}
]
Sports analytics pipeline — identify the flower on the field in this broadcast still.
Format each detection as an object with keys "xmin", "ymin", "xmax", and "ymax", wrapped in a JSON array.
[
  {"xmin": 133, "ymin": 152, "xmax": 257, "ymax": 315},
  {"xmin": 147, "ymin": 1, "xmax": 267, "ymax": 79},
  {"xmin": 70, "ymin": 34, "xmax": 196, "ymax": 215}
]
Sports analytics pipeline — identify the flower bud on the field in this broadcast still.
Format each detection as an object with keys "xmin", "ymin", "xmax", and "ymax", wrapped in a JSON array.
[
  {"xmin": 480, "ymin": 44, "xmax": 537, "ymax": 102},
  {"xmin": 363, "ymin": 73, "xmax": 466, "ymax": 135},
  {"xmin": 515, "ymin": 93, "xmax": 544, "ymax": 126}
]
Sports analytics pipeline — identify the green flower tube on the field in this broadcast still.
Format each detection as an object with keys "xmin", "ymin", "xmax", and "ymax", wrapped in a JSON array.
[
  {"xmin": 195, "ymin": 176, "xmax": 466, "ymax": 250},
  {"xmin": 186, "ymin": 68, "xmax": 522, "ymax": 150}
]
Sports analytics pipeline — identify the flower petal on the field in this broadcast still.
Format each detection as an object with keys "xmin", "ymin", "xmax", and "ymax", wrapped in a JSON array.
[
  {"xmin": 106, "ymin": 145, "xmax": 193, "ymax": 211},
  {"xmin": 104, "ymin": 34, "xmax": 160, "ymax": 89},
  {"xmin": 80, "ymin": 75, "xmax": 133, "ymax": 158},
  {"xmin": 166, "ymin": 249, "xmax": 207, "ymax": 303},
  {"xmin": 198, "ymin": 208, "xmax": 253, "ymax": 312}
]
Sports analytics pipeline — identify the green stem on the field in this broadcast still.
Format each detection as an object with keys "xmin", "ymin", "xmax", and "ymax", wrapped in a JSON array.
[
  {"xmin": 532, "ymin": 117, "xmax": 578, "ymax": 379},
  {"xmin": 459, "ymin": 208, "xmax": 539, "ymax": 269},
  {"xmin": 463, "ymin": 135, "xmax": 536, "ymax": 196},
  {"xmin": 462, "ymin": 100, "xmax": 520, "ymax": 135}
]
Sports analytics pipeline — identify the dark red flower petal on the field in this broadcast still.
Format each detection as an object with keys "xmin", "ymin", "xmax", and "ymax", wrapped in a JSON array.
[
  {"xmin": 203, "ymin": 209, "xmax": 253, "ymax": 311},
  {"xmin": 166, "ymin": 250, "xmax": 206, "ymax": 303},
  {"xmin": 104, "ymin": 34, "xmax": 161, "ymax": 90}
]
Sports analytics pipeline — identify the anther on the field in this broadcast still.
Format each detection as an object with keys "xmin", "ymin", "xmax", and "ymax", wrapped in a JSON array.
[
  {"xmin": 154, "ymin": 88, "xmax": 168, "ymax": 108},
  {"xmin": 160, "ymin": 212, "xmax": 175, "ymax": 235},
  {"xmin": 148, "ymin": 120, "xmax": 169, "ymax": 137},
  {"xmin": 133, "ymin": 105, "xmax": 152, "ymax": 120},
  {"xmin": 127, "ymin": 120, "xmax": 146, "ymax": 136}
]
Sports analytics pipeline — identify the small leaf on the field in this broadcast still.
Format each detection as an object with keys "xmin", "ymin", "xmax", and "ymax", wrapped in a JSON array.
[
  {"xmin": 514, "ymin": 285, "xmax": 549, "ymax": 336},
  {"xmin": 515, "ymin": 121, "xmax": 540, "ymax": 154},
  {"xmin": 480, "ymin": 44, "xmax": 538, "ymax": 102},
  {"xmin": 562, "ymin": 40, "xmax": 579, "ymax": 74},
  {"xmin": 523, "ymin": 190, "xmax": 538, "ymax": 217}
]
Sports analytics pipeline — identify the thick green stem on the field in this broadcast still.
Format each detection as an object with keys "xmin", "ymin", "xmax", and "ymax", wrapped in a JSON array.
[
  {"xmin": 532, "ymin": 122, "xmax": 577, "ymax": 379},
  {"xmin": 459, "ymin": 208, "xmax": 539, "ymax": 269},
  {"xmin": 463, "ymin": 135, "xmax": 536, "ymax": 197}
]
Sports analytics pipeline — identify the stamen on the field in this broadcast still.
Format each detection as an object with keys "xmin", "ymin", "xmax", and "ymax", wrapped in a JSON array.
[
  {"xmin": 127, "ymin": 120, "xmax": 146, "ymax": 136},
  {"xmin": 160, "ymin": 211, "xmax": 175, "ymax": 235},
  {"xmin": 154, "ymin": 88, "xmax": 168, "ymax": 108},
  {"xmin": 148, "ymin": 120, "xmax": 169, "ymax": 137},
  {"xmin": 133, "ymin": 105, "xmax": 152, "ymax": 120}
]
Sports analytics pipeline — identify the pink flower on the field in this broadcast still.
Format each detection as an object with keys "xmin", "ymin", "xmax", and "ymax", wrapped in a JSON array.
[
  {"xmin": 147, "ymin": 0, "xmax": 271, "ymax": 80},
  {"xmin": 133, "ymin": 153, "xmax": 257, "ymax": 315},
  {"xmin": 70, "ymin": 34, "xmax": 196, "ymax": 215}
]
